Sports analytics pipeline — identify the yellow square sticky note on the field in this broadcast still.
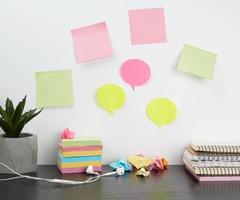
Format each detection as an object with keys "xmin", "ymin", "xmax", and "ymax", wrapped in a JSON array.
[
  {"xmin": 177, "ymin": 44, "xmax": 217, "ymax": 79},
  {"xmin": 36, "ymin": 70, "xmax": 73, "ymax": 108}
]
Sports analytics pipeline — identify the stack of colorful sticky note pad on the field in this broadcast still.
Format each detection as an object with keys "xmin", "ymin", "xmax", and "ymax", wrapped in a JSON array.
[{"xmin": 57, "ymin": 137, "xmax": 103, "ymax": 174}]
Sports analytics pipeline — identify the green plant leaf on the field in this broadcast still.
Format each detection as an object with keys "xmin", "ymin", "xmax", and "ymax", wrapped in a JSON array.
[
  {"xmin": 21, "ymin": 108, "xmax": 37, "ymax": 118},
  {"xmin": 12, "ymin": 108, "xmax": 43, "ymax": 137},
  {"xmin": 0, "ymin": 96, "xmax": 42, "ymax": 138},
  {"xmin": 0, "ymin": 106, "xmax": 9, "ymax": 121},
  {"xmin": 12, "ymin": 119, "xmax": 25, "ymax": 137},
  {"xmin": 0, "ymin": 118, "xmax": 14, "ymax": 137},
  {"xmin": 5, "ymin": 98, "xmax": 14, "ymax": 118},
  {"xmin": 24, "ymin": 108, "xmax": 43, "ymax": 124},
  {"xmin": 12, "ymin": 96, "xmax": 26, "ymax": 125}
]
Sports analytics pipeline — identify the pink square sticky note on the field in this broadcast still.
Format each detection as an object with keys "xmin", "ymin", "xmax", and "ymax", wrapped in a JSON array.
[
  {"xmin": 71, "ymin": 22, "xmax": 113, "ymax": 63},
  {"xmin": 128, "ymin": 8, "xmax": 167, "ymax": 45}
]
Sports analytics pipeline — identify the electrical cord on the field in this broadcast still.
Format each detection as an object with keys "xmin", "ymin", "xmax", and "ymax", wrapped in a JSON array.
[
  {"xmin": 0, "ymin": 161, "xmax": 101, "ymax": 185},
  {"xmin": 0, "ymin": 162, "xmax": 124, "ymax": 185}
]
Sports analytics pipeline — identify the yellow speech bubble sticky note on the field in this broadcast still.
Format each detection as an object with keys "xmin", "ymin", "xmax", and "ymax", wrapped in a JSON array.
[
  {"xmin": 96, "ymin": 84, "xmax": 126, "ymax": 114},
  {"xmin": 146, "ymin": 98, "xmax": 177, "ymax": 128}
]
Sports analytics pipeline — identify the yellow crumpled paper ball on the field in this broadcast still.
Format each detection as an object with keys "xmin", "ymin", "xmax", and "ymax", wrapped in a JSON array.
[
  {"xmin": 128, "ymin": 155, "xmax": 153, "ymax": 169},
  {"xmin": 136, "ymin": 168, "xmax": 150, "ymax": 177}
]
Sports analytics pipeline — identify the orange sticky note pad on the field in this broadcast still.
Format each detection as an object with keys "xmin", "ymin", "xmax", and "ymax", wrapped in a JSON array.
[
  {"xmin": 71, "ymin": 22, "xmax": 113, "ymax": 63},
  {"xmin": 128, "ymin": 8, "xmax": 167, "ymax": 45}
]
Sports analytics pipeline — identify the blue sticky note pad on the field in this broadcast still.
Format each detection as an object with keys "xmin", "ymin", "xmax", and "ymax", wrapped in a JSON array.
[{"xmin": 58, "ymin": 154, "xmax": 101, "ymax": 163}]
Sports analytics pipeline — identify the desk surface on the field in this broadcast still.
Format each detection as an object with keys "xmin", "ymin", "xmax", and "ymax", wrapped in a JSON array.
[{"xmin": 1, "ymin": 165, "xmax": 240, "ymax": 200}]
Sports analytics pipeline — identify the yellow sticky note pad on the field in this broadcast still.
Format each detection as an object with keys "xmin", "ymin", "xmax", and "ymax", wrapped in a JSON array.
[
  {"xmin": 58, "ymin": 161, "xmax": 102, "ymax": 168},
  {"xmin": 35, "ymin": 70, "xmax": 73, "ymax": 108},
  {"xmin": 128, "ymin": 155, "xmax": 153, "ymax": 169},
  {"xmin": 96, "ymin": 84, "xmax": 125, "ymax": 114},
  {"xmin": 178, "ymin": 44, "xmax": 217, "ymax": 79},
  {"xmin": 59, "ymin": 150, "xmax": 102, "ymax": 157}
]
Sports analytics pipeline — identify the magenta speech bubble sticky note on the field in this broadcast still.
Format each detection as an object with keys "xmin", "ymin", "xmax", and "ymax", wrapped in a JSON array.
[{"xmin": 120, "ymin": 59, "xmax": 151, "ymax": 90}]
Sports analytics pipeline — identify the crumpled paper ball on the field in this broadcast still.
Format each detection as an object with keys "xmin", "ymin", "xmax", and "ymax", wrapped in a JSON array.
[
  {"xmin": 61, "ymin": 128, "xmax": 76, "ymax": 139},
  {"xmin": 136, "ymin": 167, "xmax": 150, "ymax": 177},
  {"xmin": 110, "ymin": 159, "xmax": 132, "ymax": 171},
  {"xmin": 128, "ymin": 155, "xmax": 153, "ymax": 169},
  {"xmin": 149, "ymin": 157, "xmax": 168, "ymax": 171}
]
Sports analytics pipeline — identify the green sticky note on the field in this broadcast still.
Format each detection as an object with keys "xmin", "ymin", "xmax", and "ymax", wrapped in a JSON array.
[
  {"xmin": 36, "ymin": 70, "xmax": 73, "ymax": 108},
  {"xmin": 61, "ymin": 137, "xmax": 102, "ymax": 147},
  {"xmin": 177, "ymin": 44, "xmax": 217, "ymax": 79}
]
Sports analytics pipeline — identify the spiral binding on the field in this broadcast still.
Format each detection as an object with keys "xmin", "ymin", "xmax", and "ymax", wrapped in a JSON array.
[
  {"xmin": 195, "ymin": 166, "xmax": 240, "ymax": 176},
  {"xmin": 197, "ymin": 153, "xmax": 240, "ymax": 162},
  {"xmin": 193, "ymin": 145, "xmax": 240, "ymax": 154}
]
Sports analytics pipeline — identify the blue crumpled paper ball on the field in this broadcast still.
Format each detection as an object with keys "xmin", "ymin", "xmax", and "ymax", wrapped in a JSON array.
[{"xmin": 110, "ymin": 159, "xmax": 132, "ymax": 171}]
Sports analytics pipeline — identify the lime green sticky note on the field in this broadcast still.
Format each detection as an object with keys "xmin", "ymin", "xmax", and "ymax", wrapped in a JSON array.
[
  {"xmin": 96, "ymin": 84, "xmax": 125, "ymax": 114},
  {"xmin": 36, "ymin": 70, "xmax": 73, "ymax": 108},
  {"xmin": 177, "ymin": 44, "xmax": 217, "ymax": 79},
  {"xmin": 146, "ymin": 98, "xmax": 177, "ymax": 128}
]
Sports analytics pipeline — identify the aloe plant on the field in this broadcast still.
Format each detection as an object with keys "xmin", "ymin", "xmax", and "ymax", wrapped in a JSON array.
[{"xmin": 0, "ymin": 96, "xmax": 43, "ymax": 138}]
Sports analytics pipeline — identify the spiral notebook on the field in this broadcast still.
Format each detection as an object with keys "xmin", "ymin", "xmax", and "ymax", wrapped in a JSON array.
[
  {"xmin": 184, "ymin": 147, "xmax": 240, "ymax": 162},
  {"xmin": 191, "ymin": 143, "xmax": 240, "ymax": 153},
  {"xmin": 185, "ymin": 165, "xmax": 240, "ymax": 182},
  {"xmin": 184, "ymin": 143, "xmax": 240, "ymax": 181},
  {"xmin": 183, "ymin": 157, "xmax": 240, "ymax": 175}
]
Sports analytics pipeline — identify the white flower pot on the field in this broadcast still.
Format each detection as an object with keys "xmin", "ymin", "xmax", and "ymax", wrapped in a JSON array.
[{"xmin": 0, "ymin": 133, "xmax": 38, "ymax": 174}]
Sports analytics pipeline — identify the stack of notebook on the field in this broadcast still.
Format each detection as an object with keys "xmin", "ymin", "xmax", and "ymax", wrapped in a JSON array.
[
  {"xmin": 57, "ymin": 137, "xmax": 103, "ymax": 174},
  {"xmin": 183, "ymin": 144, "xmax": 240, "ymax": 181}
]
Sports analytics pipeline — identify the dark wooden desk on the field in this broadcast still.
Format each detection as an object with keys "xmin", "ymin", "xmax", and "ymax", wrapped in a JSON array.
[{"xmin": 1, "ymin": 165, "xmax": 240, "ymax": 200}]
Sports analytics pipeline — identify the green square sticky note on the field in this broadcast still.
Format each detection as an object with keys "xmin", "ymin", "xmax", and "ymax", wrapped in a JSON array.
[
  {"xmin": 36, "ymin": 70, "xmax": 73, "ymax": 108},
  {"xmin": 177, "ymin": 44, "xmax": 217, "ymax": 79}
]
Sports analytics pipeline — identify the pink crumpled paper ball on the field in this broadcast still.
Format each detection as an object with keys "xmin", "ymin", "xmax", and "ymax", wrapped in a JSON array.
[
  {"xmin": 61, "ymin": 128, "xmax": 76, "ymax": 139},
  {"xmin": 149, "ymin": 157, "xmax": 168, "ymax": 171}
]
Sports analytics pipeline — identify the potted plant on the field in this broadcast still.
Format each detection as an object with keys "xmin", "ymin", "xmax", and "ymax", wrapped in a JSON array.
[{"xmin": 0, "ymin": 96, "xmax": 42, "ymax": 174}]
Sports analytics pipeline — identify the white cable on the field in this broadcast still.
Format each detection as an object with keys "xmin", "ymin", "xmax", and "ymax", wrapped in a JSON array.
[
  {"xmin": 0, "ymin": 176, "xmax": 24, "ymax": 181},
  {"xmin": 0, "ymin": 162, "xmax": 124, "ymax": 185},
  {"xmin": 0, "ymin": 162, "xmax": 100, "ymax": 185}
]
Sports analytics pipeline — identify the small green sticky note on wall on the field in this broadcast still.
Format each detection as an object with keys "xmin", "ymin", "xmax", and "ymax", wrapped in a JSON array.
[
  {"xmin": 177, "ymin": 44, "xmax": 217, "ymax": 79},
  {"xmin": 35, "ymin": 70, "xmax": 73, "ymax": 108}
]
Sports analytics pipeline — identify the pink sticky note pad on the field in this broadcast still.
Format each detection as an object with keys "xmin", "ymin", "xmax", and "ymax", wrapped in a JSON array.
[
  {"xmin": 71, "ymin": 22, "xmax": 113, "ymax": 63},
  {"xmin": 128, "ymin": 8, "xmax": 167, "ymax": 45}
]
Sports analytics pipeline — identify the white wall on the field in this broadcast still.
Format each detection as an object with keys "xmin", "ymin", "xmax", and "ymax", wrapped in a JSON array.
[{"xmin": 0, "ymin": 0, "xmax": 240, "ymax": 164}]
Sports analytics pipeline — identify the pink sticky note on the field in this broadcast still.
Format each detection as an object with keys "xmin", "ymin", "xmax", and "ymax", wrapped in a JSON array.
[
  {"xmin": 71, "ymin": 22, "xmax": 113, "ymax": 63},
  {"xmin": 128, "ymin": 8, "xmax": 167, "ymax": 45},
  {"xmin": 120, "ymin": 59, "xmax": 151, "ymax": 90}
]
